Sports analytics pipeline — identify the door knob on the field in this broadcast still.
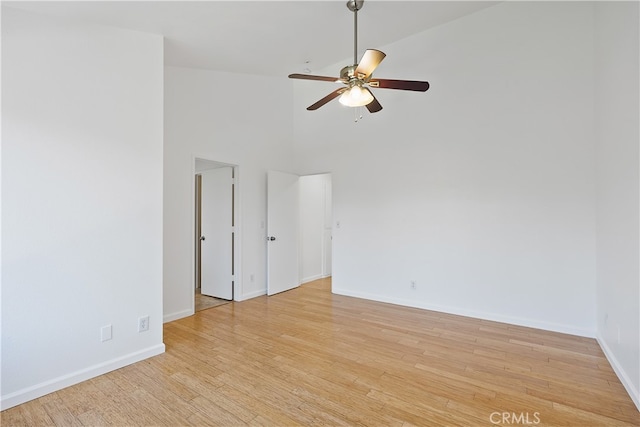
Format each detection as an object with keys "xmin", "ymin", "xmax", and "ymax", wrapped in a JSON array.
[
  {"xmin": 268, "ymin": 236, "xmax": 276, "ymax": 241},
  {"xmin": 200, "ymin": 236, "xmax": 205, "ymax": 241}
]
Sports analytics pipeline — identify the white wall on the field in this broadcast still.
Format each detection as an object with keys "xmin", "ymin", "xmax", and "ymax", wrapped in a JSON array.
[
  {"xmin": 163, "ymin": 66, "xmax": 294, "ymax": 321},
  {"xmin": 1, "ymin": 7, "xmax": 164, "ymax": 409},
  {"xmin": 300, "ymin": 173, "xmax": 332, "ymax": 283},
  {"xmin": 294, "ymin": 2, "xmax": 597, "ymax": 336},
  {"xmin": 594, "ymin": 2, "xmax": 640, "ymax": 409}
]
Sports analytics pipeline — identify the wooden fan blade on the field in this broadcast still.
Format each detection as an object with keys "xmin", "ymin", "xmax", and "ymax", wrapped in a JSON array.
[
  {"xmin": 365, "ymin": 89, "xmax": 382, "ymax": 113},
  {"xmin": 289, "ymin": 73, "xmax": 340, "ymax": 82},
  {"xmin": 354, "ymin": 49, "xmax": 386, "ymax": 79},
  {"xmin": 307, "ymin": 88, "xmax": 345, "ymax": 111},
  {"xmin": 369, "ymin": 78, "xmax": 429, "ymax": 92}
]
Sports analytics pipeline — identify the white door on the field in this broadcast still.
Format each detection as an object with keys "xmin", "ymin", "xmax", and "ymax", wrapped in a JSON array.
[
  {"xmin": 200, "ymin": 167, "xmax": 233, "ymax": 300},
  {"xmin": 267, "ymin": 170, "xmax": 299, "ymax": 295}
]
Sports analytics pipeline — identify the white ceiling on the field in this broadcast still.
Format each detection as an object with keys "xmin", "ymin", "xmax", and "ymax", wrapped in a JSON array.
[{"xmin": 4, "ymin": 1, "xmax": 498, "ymax": 76}]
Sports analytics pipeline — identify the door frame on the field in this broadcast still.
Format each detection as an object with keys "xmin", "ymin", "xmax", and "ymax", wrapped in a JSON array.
[{"xmin": 191, "ymin": 156, "xmax": 241, "ymax": 313}]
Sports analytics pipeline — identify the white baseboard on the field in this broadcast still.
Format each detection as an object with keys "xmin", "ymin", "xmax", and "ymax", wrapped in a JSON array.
[
  {"xmin": 597, "ymin": 335, "xmax": 640, "ymax": 411},
  {"xmin": 163, "ymin": 308, "xmax": 193, "ymax": 323},
  {"xmin": 332, "ymin": 287, "xmax": 595, "ymax": 338},
  {"xmin": 301, "ymin": 274, "xmax": 322, "ymax": 284},
  {"xmin": 0, "ymin": 343, "xmax": 165, "ymax": 411},
  {"xmin": 236, "ymin": 288, "xmax": 266, "ymax": 301},
  {"xmin": 163, "ymin": 290, "xmax": 267, "ymax": 320}
]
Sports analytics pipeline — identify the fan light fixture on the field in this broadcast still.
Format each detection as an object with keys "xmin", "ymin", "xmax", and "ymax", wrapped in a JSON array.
[{"xmin": 339, "ymin": 85, "xmax": 374, "ymax": 107}]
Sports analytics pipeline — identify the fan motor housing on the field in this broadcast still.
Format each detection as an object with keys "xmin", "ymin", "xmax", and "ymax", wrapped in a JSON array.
[
  {"xmin": 340, "ymin": 65, "xmax": 367, "ymax": 88},
  {"xmin": 340, "ymin": 65, "xmax": 370, "ymax": 86},
  {"xmin": 340, "ymin": 65, "xmax": 356, "ymax": 81}
]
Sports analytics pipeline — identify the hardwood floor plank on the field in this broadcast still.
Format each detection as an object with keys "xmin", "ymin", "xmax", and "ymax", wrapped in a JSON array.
[
  {"xmin": 188, "ymin": 395, "xmax": 246, "ymax": 426},
  {"xmin": 2, "ymin": 277, "xmax": 638, "ymax": 426},
  {"xmin": 213, "ymin": 384, "xmax": 301, "ymax": 426},
  {"xmin": 1, "ymin": 406, "xmax": 27, "ymax": 426},
  {"xmin": 550, "ymin": 401, "xmax": 638, "ymax": 427},
  {"xmin": 76, "ymin": 409, "xmax": 109, "ymax": 426},
  {"xmin": 50, "ymin": 379, "xmax": 107, "ymax": 418},
  {"xmin": 90, "ymin": 376, "xmax": 165, "ymax": 426},
  {"xmin": 16, "ymin": 399, "xmax": 56, "ymax": 426},
  {"xmin": 42, "ymin": 398, "xmax": 83, "ymax": 427}
]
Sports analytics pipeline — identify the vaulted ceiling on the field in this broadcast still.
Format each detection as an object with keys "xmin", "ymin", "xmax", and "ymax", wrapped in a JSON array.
[{"xmin": 5, "ymin": 1, "xmax": 498, "ymax": 76}]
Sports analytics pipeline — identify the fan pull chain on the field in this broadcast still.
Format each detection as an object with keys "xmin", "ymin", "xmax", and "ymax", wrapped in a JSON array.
[{"xmin": 354, "ymin": 107, "xmax": 364, "ymax": 123}]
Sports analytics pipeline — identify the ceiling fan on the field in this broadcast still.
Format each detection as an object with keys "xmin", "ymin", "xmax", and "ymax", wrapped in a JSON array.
[{"xmin": 288, "ymin": 0, "xmax": 430, "ymax": 113}]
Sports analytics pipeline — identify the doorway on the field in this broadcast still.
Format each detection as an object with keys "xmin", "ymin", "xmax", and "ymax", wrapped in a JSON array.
[
  {"xmin": 194, "ymin": 158, "xmax": 237, "ymax": 312},
  {"xmin": 299, "ymin": 173, "xmax": 332, "ymax": 283},
  {"xmin": 267, "ymin": 172, "xmax": 332, "ymax": 295}
]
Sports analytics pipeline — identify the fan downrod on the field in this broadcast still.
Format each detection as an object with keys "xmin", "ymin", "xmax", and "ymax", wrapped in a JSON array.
[{"xmin": 346, "ymin": 0, "xmax": 364, "ymax": 65}]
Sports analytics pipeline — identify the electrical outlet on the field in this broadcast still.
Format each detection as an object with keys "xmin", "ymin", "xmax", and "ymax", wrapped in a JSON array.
[
  {"xmin": 411, "ymin": 280, "xmax": 417, "ymax": 289},
  {"xmin": 101, "ymin": 324, "xmax": 112, "ymax": 342},
  {"xmin": 138, "ymin": 316, "xmax": 150, "ymax": 333}
]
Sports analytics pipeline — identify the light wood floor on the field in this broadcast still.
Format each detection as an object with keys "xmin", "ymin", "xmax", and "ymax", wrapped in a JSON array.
[{"xmin": 2, "ymin": 278, "xmax": 638, "ymax": 426}]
